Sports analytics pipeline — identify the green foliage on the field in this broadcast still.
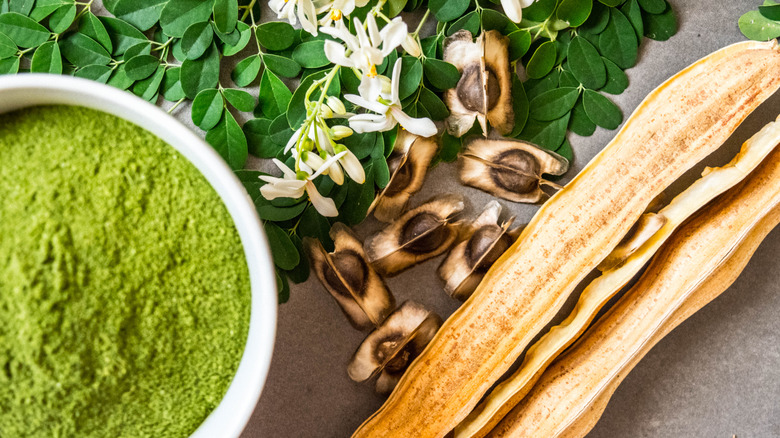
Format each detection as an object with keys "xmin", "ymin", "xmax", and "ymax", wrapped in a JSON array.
[{"xmin": 0, "ymin": 0, "xmax": 678, "ymax": 303}]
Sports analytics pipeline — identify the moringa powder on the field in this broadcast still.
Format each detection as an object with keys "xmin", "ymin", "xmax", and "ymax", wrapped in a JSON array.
[{"xmin": 0, "ymin": 106, "xmax": 251, "ymax": 437}]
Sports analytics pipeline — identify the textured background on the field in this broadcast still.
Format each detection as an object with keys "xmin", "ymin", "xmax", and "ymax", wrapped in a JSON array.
[{"xmin": 227, "ymin": 1, "xmax": 780, "ymax": 437}]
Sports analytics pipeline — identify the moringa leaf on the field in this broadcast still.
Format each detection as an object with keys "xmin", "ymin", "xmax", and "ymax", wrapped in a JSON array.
[
  {"xmin": 0, "ymin": 31, "xmax": 17, "ymax": 58},
  {"xmin": 643, "ymin": 0, "xmax": 677, "ymax": 41},
  {"xmin": 0, "ymin": 56, "xmax": 20, "ymax": 74},
  {"xmin": 221, "ymin": 20, "xmax": 251, "ymax": 56},
  {"xmin": 557, "ymin": 0, "xmax": 592, "ymax": 28},
  {"xmin": 265, "ymin": 222, "xmax": 300, "ymax": 270},
  {"xmin": 162, "ymin": 66, "xmax": 185, "ymax": 101},
  {"xmin": 529, "ymin": 87, "xmax": 580, "ymax": 122},
  {"xmin": 263, "ymin": 53, "xmax": 301, "ymax": 78},
  {"xmin": 582, "ymin": 89, "xmax": 622, "ymax": 130},
  {"xmin": 567, "ymin": 36, "xmax": 606, "ymax": 89},
  {"xmin": 428, "ymin": 0, "xmax": 469, "ymax": 22},
  {"xmin": 568, "ymin": 97, "xmax": 596, "ymax": 136},
  {"xmin": 206, "ymin": 111, "xmax": 248, "ymax": 170},
  {"xmin": 48, "ymin": 4, "xmax": 76, "ymax": 34},
  {"xmin": 124, "ymin": 54, "xmax": 159, "ymax": 80},
  {"xmin": 599, "ymin": 8, "xmax": 639, "ymax": 69},
  {"xmin": 159, "ymin": 0, "xmax": 214, "ymax": 37},
  {"xmin": 223, "ymin": 88, "xmax": 256, "ymax": 112},
  {"xmin": 74, "ymin": 64, "xmax": 113, "ymax": 83},
  {"xmin": 99, "ymin": 16, "xmax": 147, "ymax": 56},
  {"xmin": 191, "ymin": 88, "xmax": 224, "ymax": 130},
  {"xmin": 30, "ymin": 41, "xmax": 61, "ymax": 74},
  {"xmin": 600, "ymin": 57, "xmax": 629, "ymax": 94},
  {"xmin": 258, "ymin": 69, "xmax": 292, "ymax": 119},
  {"xmin": 79, "ymin": 12, "xmax": 112, "ymax": 52},
  {"xmin": 132, "ymin": 64, "xmax": 164, "ymax": 102},
  {"xmin": 0, "ymin": 12, "xmax": 49, "ymax": 48},
  {"xmin": 180, "ymin": 42, "xmax": 220, "ymax": 98},
  {"xmin": 525, "ymin": 41, "xmax": 557, "ymax": 79},
  {"xmin": 255, "ymin": 21, "xmax": 295, "ymax": 51},
  {"xmin": 292, "ymin": 40, "xmax": 330, "ymax": 68},
  {"xmin": 212, "ymin": 0, "xmax": 237, "ymax": 34},
  {"xmin": 180, "ymin": 21, "xmax": 213, "ymax": 60},
  {"xmin": 60, "ymin": 33, "xmax": 111, "ymax": 66},
  {"xmin": 398, "ymin": 56, "xmax": 423, "ymax": 99},
  {"xmin": 638, "ymin": 0, "xmax": 666, "ymax": 14},
  {"xmin": 111, "ymin": 0, "xmax": 167, "ymax": 31},
  {"xmin": 423, "ymin": 58, "xmax": 460, "ymax": 91}
]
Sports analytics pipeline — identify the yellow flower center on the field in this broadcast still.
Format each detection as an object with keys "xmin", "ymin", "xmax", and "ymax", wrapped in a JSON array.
[
  {"xmin": 330, "ymin": 9, "xmax": 343, "ymax": 20},
  {"xmin": 367, "ymin": 64, "xmax": 377, "ymax": 78}
]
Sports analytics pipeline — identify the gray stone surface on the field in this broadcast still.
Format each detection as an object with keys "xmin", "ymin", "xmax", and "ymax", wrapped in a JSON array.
[{"xmin": 237, "ymin": 1, "xmax": 780, "ymax": 437}]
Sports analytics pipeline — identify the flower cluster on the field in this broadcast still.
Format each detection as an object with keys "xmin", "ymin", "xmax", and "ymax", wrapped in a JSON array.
[{"xmin": 264, "ymin": 0, "xmax": 436, "ymax": 217}]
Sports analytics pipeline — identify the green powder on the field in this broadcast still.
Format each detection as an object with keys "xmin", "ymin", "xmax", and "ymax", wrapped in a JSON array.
[{"xmin": 0, "ymin": 106, "xmax": 251, "ymax": 437}]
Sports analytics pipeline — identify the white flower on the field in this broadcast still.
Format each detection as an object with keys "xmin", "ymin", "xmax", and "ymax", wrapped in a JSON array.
[
  {"xmin": 402, "ymin": 34, "xmax": 422, "ymax": 57},
  {"xmin": 500, "ymin": 0, "xmax": 537, "ymax": 23},
  {"xmin": 315, "ymin": 0, "xmax": 369, "ymax": 27},
  {"xmin": 344, "ymin": 58, "xmax": 438, "ymax": 138},
  {"xmin": 335, "ymin": 145, "xmax": 365, "ymax": 183},
  {"xmin": 320, "ymin": 15, "xmax": 407, "ymax": 78},
  {"xmin": 270, "ymin": 0, "xmax": 319, "ymax": 35},
  {"xmin": 285, "ymin": 124, "xmax": 332, "ymax": 154},
  {"xmin": 259, "ymin": 158, "xmax": 343, "ymax": 217}
]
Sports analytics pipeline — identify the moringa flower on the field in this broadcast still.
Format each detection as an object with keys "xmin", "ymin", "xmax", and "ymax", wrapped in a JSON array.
[
  {"xmin": 315, "ymin": 0, "xmax": 369, "ymax": 28},
  {"xmin": 270, "ymin": 0, "xmax": 319, "ymax": 35},
  {"xmin": 344, "ymin": 58, "xmax": 438, "ymax": 138},
  {"xmin": 259, "ymin": 157, "xmax": 344, "ymax": 217},
  {"xmin": 320, "ymin": 15, "xmax": 408, "ymax": 78},
  {"xmin": 500, "ymin": 0, "xmax": 538, "ymax": 23}
]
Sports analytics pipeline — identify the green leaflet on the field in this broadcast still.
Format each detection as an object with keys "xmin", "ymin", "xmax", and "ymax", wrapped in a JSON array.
[
  {"xmin": 643, "ymin": 1, "xmax": 677, "ymax": 41},
  {"xmin": 599, "ymin": 8, "xmax": 638, "ymax": 69},
  {"xmin": 529, "ymin": 87, "xmax": 580, "ymax": 122},
  {"xmin": 212, "ymin": 0, "xmax": 238, "ymax": 34},
  {"xmin": 255, "ymin": 21, "xmax": 295, "ymax": 51},
  {"xmin": 582, "ymin": 89, "xmax": 622, "ymax": 130},
  {"xmin": 567, "ymin": 36, "xmax": 606, "ymax": 89},
  {"xmin": 223, "ymin": 88, "xmax": 256, "ymax": 112},
  {"xmin": 191, "ymin": 88, "xmax": 224, "ymax": 130},
  {"xmin": 0, "ymin": 12, "xmax": 49, "ymax": 48},
  {"xmin": 526, "ymin": 41, "xmax": 557, "ymax": 79},
  {"xmin": 258, "ymin": 69, "xmax": 292, "ymax": 119},
  {"xmin": 111, "ymin": 0, "xmax": 167, "ymax": 31},
  {"xmin": 180, "ymin": 21, "xmax": 213, "ymax": 60},
  {"xmin": 60, "ymin": 33, "xmax": 111, "ymax": 67},
  {"xmin": 30, "ymin": 41, "xmax": 61, "ymax": 74},
  {"xmin": 159, "ymin": 0, "xmax": 214, "ymax": 37},
  {"xmin": 206, "ymin": 111, "xmax": 248, "ymax": 170}
]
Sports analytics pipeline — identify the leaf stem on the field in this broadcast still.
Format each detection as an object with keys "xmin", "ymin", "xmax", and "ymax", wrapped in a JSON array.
[{"xmin": 413, "ymin": 9, "xmax": 431, "ymax": 37}]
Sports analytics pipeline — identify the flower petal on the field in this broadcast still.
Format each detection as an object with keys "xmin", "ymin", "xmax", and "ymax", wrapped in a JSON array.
[
  {"xmin": 380, "ymin": 18, "xmax": 408, "ymax": 55},
  {"xmin": 306, "ymin": 181, "xmax": 339, "ymax": 217},
  {"xmin": 323, "ymin": 40, "xmax": 355, "ymax": 68},
  {"xmin": 349, "ymin": 113, "xmax": 396, "ymax": 133},
  {"xmin": 340, "ymin": 150, "xmax": 366, "ymax": 184},
  {"xmin": 367, "ymin": 14, "xmax": 381, "ymax": 47},
  {"xmin": 344, "ymin": 93, "xmax": 389, "ymax": 114},
  {"xmin": 501, "ymin": 0, "xmax": 523, "ymax": 23},
  {"xmin": 390, "ymin": 107, "xmax": 438, "ymax": 137},
  {"xmin": 390, "ymin": 58, "xmax": 403, "ymax": 104}
]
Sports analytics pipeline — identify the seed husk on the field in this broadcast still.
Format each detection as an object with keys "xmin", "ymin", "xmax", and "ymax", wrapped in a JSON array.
[
  {"xmin": 306, "ymin": 223, "xmax": 395, "ymax": 331},
  {"xmin": 438, "ymin": 201, "xmax": 522, "ymax": 301},
  {"xmin": 459, "ymin": 137, "xmax": 569, "ymax": 203},
  {"xmin": 444, "ymin": 30, "xmax": 514, "ymax": 137},
  {"xmin": 369, "ymin": 130, "xmax": 439, "ymax": 223},
  {"xmin": 364, "ymin": 194, "xmax": 465, "ymax": 277},
  {"xmin": 348, "ymin": 301, "xmax": 443, "ymax": 395}
]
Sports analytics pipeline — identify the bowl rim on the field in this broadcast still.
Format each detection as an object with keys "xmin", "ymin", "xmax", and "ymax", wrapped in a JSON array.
[{"xmin": 0, "ymin": 74, "xmax": 277, "ymax": 438}]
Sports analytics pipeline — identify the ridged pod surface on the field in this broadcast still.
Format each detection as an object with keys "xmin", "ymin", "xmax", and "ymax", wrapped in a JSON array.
[
  {"xmin": 489, "ymin": 138, "xmax": 780, "ymax": 438},
  {"xmin": 352, "ymin": 40, "xmax": 780, "ymax": 438}
]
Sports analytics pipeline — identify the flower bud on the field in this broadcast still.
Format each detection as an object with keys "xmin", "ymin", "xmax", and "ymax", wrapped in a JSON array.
[
  {"xmin": 332, "ymin": 126, "xmax": 354, "ymax": 140},
  {"xmin": 501, "ymin": 0, "xmax": 524, "ymax": 23},
  {"xmin": 327, "ymin": 96, "xmax": 347, "ymax": 115},
  {"xmin": 379, "ymin": 75, "xmax": 393, "ymax": 95},
  {"xmin": 319, "ymin": 105, "xmax": 334, "ymax": 119},
  {"xmin": 402, "ymin": 34, "xmax": 422, "ymax": 58}
]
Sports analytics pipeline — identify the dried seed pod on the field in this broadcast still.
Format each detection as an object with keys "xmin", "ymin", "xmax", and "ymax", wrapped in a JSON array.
[
  {"xmin": 438, "ymin": 201, "xmax": 523, "ymax": 301},
  {"xmin": 306, "ymin": 223, "xmax": 395, "ymax": 331},
  {"xmin": 459, "ymin": 137, "xmax": 569, "ymax": 203},
  {"xmin": 364, "ymin": 195, "xmax": 465, "ymax": 277},
  {"xmin": 369, "ymin": 130, "xmax": 439, "ymax": 223},
  {"xmin": 444, "ymin": 30, "xmax": 514, "ymax": 137},
  {"xmin": 348, "ymin": 301, "xmax": 443, "ymax": 395}
]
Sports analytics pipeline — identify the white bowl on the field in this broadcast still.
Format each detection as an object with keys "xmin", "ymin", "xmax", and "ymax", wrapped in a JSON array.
[{"xmin": 0, "ymin": 74, "xmax": 277, "ymax": 438}]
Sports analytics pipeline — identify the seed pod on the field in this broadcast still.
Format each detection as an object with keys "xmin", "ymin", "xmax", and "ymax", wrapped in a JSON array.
[
  {"xmin": 348, "ymin": 301, "xmax": 443, "ymax": 395},
  {"xmin": 306, "ymin": 223, "xmax": 395, "ymax": 331},
  {"xmin": 369, "ymin": 130, "xmax": 439, "ymax": 223},
  {"xmin": 438, "ymin": 201, "xmax": 522, "ymax": 301},
  {"xmin": 364, "ymin": 195, "xmax": 465, "ymax": 277},
  {"xmin": 444, "ymin": 30, "xmax": 514, "ymax": 137},
  {"xmin": 459, "ymin": 137, "xmax": 569, "ymax": 203}
]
